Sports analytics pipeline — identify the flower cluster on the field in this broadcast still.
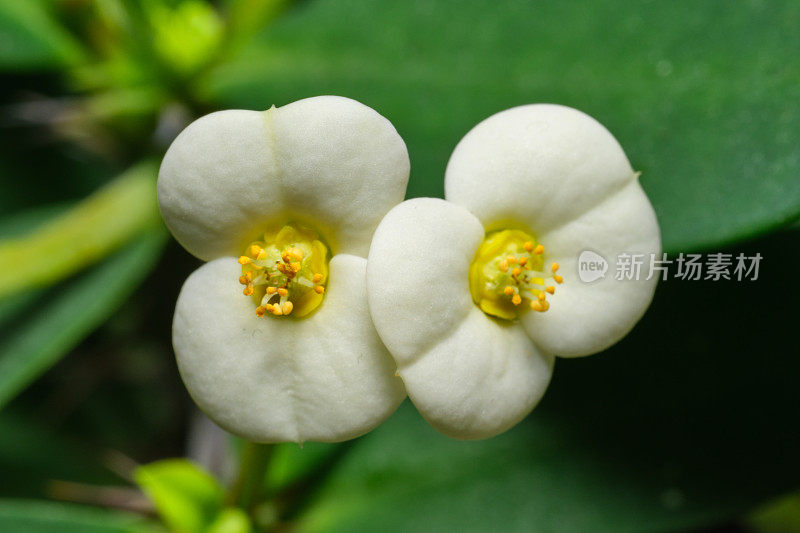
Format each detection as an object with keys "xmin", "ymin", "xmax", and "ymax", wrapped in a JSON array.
[{"xmin": 159, "ymin": 97, "xmax": 660, "ymax": 442}]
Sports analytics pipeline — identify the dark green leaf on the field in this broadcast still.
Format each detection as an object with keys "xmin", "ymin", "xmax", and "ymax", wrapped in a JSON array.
[
  {"xmin": 0, "ymin": 0, "xmax": 84, "ymax": 70},
  {"xmin": 0, "ymin": 411, "xmax": 118, "ymax": 498},
  {"xmin": 749, "ymin": 492, "xmax": 800, "ymax": 533},
  {"xmin": 0, "ymin": 205, "xmax": 65, "ymax": 326},
  {"xmin": 266, "ymin": 442, "xmax": 343, "ymax": 495},
  {"xmin": 134, "ymin": 459, "xmax": 224, "ymax": 533},
  {"xmin": 0, "ymin": 204, "xmax": 69, "ymax": 240},
  {"xmin": 0, "ymin": 229, "xmax": 166, "ymax": 408},
  {"xmin": 298, "ymin": 230, "xmax": 800, "ymax": 532},
  {"xmin": 208, "ymin": 0, "xmax": 800, "ymax": 252},
  {"xmin": 0, "ymin": 499, "xmax": 152, "ymax": 533}
]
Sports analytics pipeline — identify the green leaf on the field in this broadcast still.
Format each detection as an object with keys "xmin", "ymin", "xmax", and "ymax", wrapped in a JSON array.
[
  {"xmin": 266, "ymin": 442, "xmax": 343, "ymax": 494},
  {"xmin": 206, "ymin": 508, "xmax": 252, "ymax": 533},
  {"xmin": 749, "ymin": 491, "xmax": 800, "ymax": 533},
  {"xmin": 298, "ymin": 230, "xmax": 800, "ymax": 532},
  {"xmin": 0, "ymin": 229, "xmax": 166, "ymax": 408},
  {"xmin": 0, "ymin": 204, "xmax": 69, "ymax": 240},
  {"xmin": 208, "ymin": 0, "xmax": 800, "ymax": 252},
  {"xmin": 0, "ymin": 0, "xmax": 84, "ymax": 70},
  {"xmin": 0, "ymin": 499, "xmax": 153, "ymax": 533},
  {"xmin": 0, "ymin": 161, "xmax": 162, "ymax": 300},
  {"xmin": 0, "ymin": 411, "xmax": 118, "ymax": 498},
  {"xmin": 134, "ymin": 459, "xmax": 225, "ymax": 533},
  {"xmin": 219, "ymin": 0, "xmax": 290, "ymax": 53}
]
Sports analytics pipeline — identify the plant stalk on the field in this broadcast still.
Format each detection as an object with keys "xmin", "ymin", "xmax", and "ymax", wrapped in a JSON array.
[{"xmin": 229, "ymin": 441, "xmax": 273, "ymax": 512}]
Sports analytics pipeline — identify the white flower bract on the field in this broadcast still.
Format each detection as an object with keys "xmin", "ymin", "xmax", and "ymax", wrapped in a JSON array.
[
  {"xmin": 366, "ymin": 104, "xmax": 661, "ymax": 440},
  {"xmin": 159, "ymin": 96, "xmax": 409, "ymax": 443}
]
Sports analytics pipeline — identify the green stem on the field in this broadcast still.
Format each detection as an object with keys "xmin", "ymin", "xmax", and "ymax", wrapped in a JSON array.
[{"xmin": 229, "ymin": 442, "xmax": 273, "ymax": 512}]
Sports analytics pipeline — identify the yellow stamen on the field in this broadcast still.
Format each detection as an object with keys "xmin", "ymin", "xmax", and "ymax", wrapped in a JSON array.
[
  {"xmin": 238, "ymin": 223, "xmax": 330, "ymax": 319},
  {"xmin": 468, "ymin": 228, "xmax": 564, "ymax": 319}
]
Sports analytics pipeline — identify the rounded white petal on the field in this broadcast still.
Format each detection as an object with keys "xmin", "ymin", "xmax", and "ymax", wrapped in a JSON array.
[
  {"xmin": 158, "ymin": 110, "xmax": 280, "ymax": 261},
  {"xmin": 521, "ymin": 181, "xmax": 661, "ymax": 357},
  {"xmin": 367, "ymin": 198, "xmax": 484, "ymax": 363},
  {"xmin": 158, "ymin": 96, "xmax": 409, "ymax": 260},
  {"xmin": 173, "ymin": 255, "xmax": 405, "ymax": 443},
  {"xmin": 445, "ymin": 104, "xmax": 635, "ymax": 233},
  {"xmin": 400, "ymin": 308, "xmax": 553, "ymax": 440},
  {"xmin": 367, "ymin": 197, "xmax": 553, "ymax": 439},
  {"xmin": 272, "ymin": 96, "xmax": 410, "ymax": 256}
]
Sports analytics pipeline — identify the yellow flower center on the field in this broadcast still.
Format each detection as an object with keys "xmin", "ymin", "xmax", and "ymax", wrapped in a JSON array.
[
  {"xmin": 468, "ymin": 229, "xmax": 563, "ymax": 320},
  {"xmin": 237, "ymin": 223, "xmax": 329, "ymax": 318}
]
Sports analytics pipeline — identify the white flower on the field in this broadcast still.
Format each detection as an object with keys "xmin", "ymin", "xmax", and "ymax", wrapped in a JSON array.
[
  {"xmin": 366, "ymin": 104, "xmax": 661, "ymax": 439},
  {"xmin": 158, "ymin": 96, "xmax": 409, "ymax": 443}
]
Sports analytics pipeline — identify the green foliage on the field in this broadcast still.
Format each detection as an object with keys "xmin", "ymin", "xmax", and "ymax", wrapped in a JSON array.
[
  {"xmin": 145, "ymin": 0, "xmax": 224, "ymax": 77},
  {"xmin": 0, "ymin": 161, "xmax": 162, "ymax": 300},
  {"xmin": 0, "ymin": 229, "xmax": 166, "ymax": 408},
  {"xmin": 749, "ymin": 492, "xmax": 800, "ymax": 533},
  {"xmin": 266, "ymin": 442, "xmax": 343, "ymax": 495},
  {"xmin": 135, "ymin": 459, "xmax": 251, "ymax": 533},
  {"xmin": 0, "ymin": 0, "xmax": 84, "ymax": 69},
  {"xmin": 206, "ymin": 508, "xmax": 253, "ymax": 533},
  {"xmin": 0, "ymin": 411, "xmax": 119, "ymax": 498},
  {"xmin": 208, "ymin": 0, "xmax": 800, "ymax": 253},
  {"xmin": 0, "ymin": 499, "xmax": 153, "ymax": 532}
]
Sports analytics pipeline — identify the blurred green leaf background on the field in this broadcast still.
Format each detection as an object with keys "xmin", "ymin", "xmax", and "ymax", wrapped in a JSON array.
[{"xmin": 0, "ymin": 0, "xmax": 797, "ymax": 532}]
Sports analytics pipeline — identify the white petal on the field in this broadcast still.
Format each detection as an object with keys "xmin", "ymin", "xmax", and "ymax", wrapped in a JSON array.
[
  {"xmin": 158, "ymin": 110, "xmax": 281, "ymax": 261},
  {"xmin": 521, "ymin": 181, "xmax": 661, "ymax": 357},
  {"xmin": 445, "ymin": 104, "xmax": 635, "ymax": 233},
  {"xmin": 366, "ymin": 197, "xmax": 553, "ymax": 439},
  {"xmin": 272, "ymin": 96, "xmax": 410, "ymax": 257},
  {"xmin": 399, "ymin": 308, "xmax": 553, "ymax": 440},
  {"xmin": 173, "ymin": 255, "xmax": 405, "ymax": 443},
  {"xmin": 366, "ymin": 198, "xmax": 484, "ymax": 364},
  {"xmin": 159, "ymin": 96, "xmax": 409, "ymax": 261}
]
